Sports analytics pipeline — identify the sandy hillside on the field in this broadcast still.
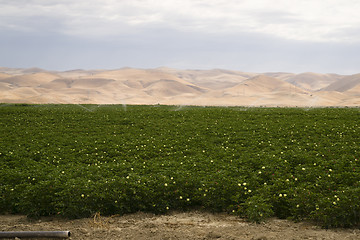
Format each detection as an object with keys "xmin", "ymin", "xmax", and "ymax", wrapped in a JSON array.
[
  {"xmin": 224, "ymin": 75, "xmax": 309, "ymax": 95},
  {"xmin": 159, "ymin": 68, "xmax": 257, "ymax": 89},
  {"xmin": 0, "ymin": 72, "xmax": 60, "ymax": 87},
  {"xmin": 323, "ymin": 73, "xmax": 360, "ymax": 92},
  {"xmin": 262, "ymin": 72, "xmax": 296, "ymax": 80},
  {"xmin": 0, "ymin": 73, "xmax": 12, "ymax": 79},
  {"xmin": 346, "ymin": 84, "xmax": 360, "ymax": 95},
  {"xmin": 282, "ymin": 72, "xmax": 341, "ymax": 91},
  {"xmin": 0, "ymin": 67, "xmax": 359, "ymax": 107}
]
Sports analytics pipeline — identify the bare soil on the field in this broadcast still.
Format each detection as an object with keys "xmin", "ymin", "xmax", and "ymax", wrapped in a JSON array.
[{"xmin": 1, "ymin": 211, "xmax": 359, "ymax": 240}]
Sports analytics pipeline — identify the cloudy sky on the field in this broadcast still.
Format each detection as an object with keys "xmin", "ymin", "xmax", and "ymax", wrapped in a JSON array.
[{"xmin": 1, "ymin": 0, "xmax": 360, "ymax": 74}]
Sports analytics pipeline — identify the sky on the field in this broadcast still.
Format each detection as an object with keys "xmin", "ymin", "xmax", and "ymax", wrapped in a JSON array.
[{"xmin": 1, "ymin": 0, "xmax": 360, "ymax": 74}]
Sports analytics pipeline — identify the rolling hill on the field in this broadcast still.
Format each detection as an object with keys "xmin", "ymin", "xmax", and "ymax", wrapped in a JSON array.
[
  {"xmin": 283, "ymin": 72, "xmax": 341, "ymax": 91},
  {"xmin": 322, "ymin": 73, "xmax": 360, "ymax": 92},
  {"xmin": 0, "ymin": 67, "xmax": 359, "ymax": 107}
]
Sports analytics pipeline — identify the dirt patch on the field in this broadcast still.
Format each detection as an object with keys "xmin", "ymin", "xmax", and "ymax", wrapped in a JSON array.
[{"xmin": 1, "ymin": 211, "xmax": 359, "ymax": 240}]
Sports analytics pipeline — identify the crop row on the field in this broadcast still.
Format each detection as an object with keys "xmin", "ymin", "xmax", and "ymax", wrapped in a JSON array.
[{"xmin": 0, "ymin": 104, "xmax": 359, "ymax": 227}]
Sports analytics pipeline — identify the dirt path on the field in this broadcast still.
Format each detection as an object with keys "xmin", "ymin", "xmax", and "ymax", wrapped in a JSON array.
[{"xmin": 1, "ymin": 211, "xmax": 359, "ymax": 240}]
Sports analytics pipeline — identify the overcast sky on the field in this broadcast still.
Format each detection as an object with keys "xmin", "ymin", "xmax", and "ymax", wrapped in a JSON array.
[{"xmin": 1, "ymin": 0, "xmax": 360, "ymax": 74}]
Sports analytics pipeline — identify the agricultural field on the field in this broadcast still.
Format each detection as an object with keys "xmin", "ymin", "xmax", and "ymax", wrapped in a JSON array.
[{"xmin": 0, "ymin": 104, "xmax": 359, "ymax": 228}]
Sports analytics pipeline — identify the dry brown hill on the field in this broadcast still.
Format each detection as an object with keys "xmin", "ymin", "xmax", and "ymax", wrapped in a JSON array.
[
  {"xmin": 282, "ymin": 72, "xmax": 341, "ymax": 91},
  {"xmin": 93, "ymin": 68, "xmax": 178, "ymax": 82},
  {"xmin": 57, "ymin": 69, "xmax": 106, "ymax": 78},
  {"xmin": 225, "ymin": 75, "xmax": 308, "ymax": 95},
  {"xmin": 0, "ymin": 73, "xmax": 11, "ymax": 79},
  {"xmin": 159, "ymin": 68, "xmax": 257, "ymax": 90},
  {"xmin": 0, "ymin": 67, "xmax": 25, "ymax": 75},
  {"xmin": 346, "ymin": 84, "xmax": 360, "ymax": 96},
  {"xmin": 262, "ymin": 72, "xmax": 295, "ymax": 80},
  {"xmin": 144, "ymin": 79, "xmax": 204, "ymax": 97},
  {"xmin": 0, "ymin": 72, "xmax": 60, "ymax": 87},
  {"xmin": 322, "ymin": 73, "xmax": 360, "ymax": 92},
  {"xmin": 92, "ymin": 68, "xmax": 207, "ymax": 92},
  {"xmin": 0, "ymin": 67, "xmax": 359, "ymax": 107},
  {"xmin": 22, "ymin": 67, "xmax": 46, "ymax": 74},
  {"xmin": 0, "ymin": 82, "xmax": 12, "ymax": 91}
]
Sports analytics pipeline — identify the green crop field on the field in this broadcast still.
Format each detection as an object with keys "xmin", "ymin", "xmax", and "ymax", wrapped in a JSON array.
[{"xmin": 0, "ymin": 104, "xmax": 359, "ymax": 227}]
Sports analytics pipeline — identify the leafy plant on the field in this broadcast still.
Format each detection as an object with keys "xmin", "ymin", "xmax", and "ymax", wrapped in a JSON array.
[{"xmin": 0, "ymin": 104, "xmax": 359, "ymax": 227}]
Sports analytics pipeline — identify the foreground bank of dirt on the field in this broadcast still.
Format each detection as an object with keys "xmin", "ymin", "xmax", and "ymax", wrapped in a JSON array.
[{"xmin": 1, "ymin": 211, "xmax": 359, "ymax": 240}]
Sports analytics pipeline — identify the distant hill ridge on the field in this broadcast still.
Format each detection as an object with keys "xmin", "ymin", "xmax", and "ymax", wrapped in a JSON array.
[{"xmin": 0, "ymin": 67, "xmax": 359, "ymax": 107}]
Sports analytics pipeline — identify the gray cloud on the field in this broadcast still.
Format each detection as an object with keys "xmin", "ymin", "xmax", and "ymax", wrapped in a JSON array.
[
  {"xmin": 1, "ymin": 27, "xmax": 359, "ymax": 74},
  {"xmin": 1, "ymin": 0, "xmax": 360, "ymax": 73},
  {"xmin": 2, "ymin": 0, "xmax": 360, "ymax": 42}
]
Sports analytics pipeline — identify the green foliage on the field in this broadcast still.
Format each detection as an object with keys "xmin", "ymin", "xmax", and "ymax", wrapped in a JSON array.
[
  {"xmin": 0, "ymin": 104, "xmax": 359, "ymax": 228},
  {"xmin": 242, "ymin": 195, "xmax": 274, "ymax": 223}
]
